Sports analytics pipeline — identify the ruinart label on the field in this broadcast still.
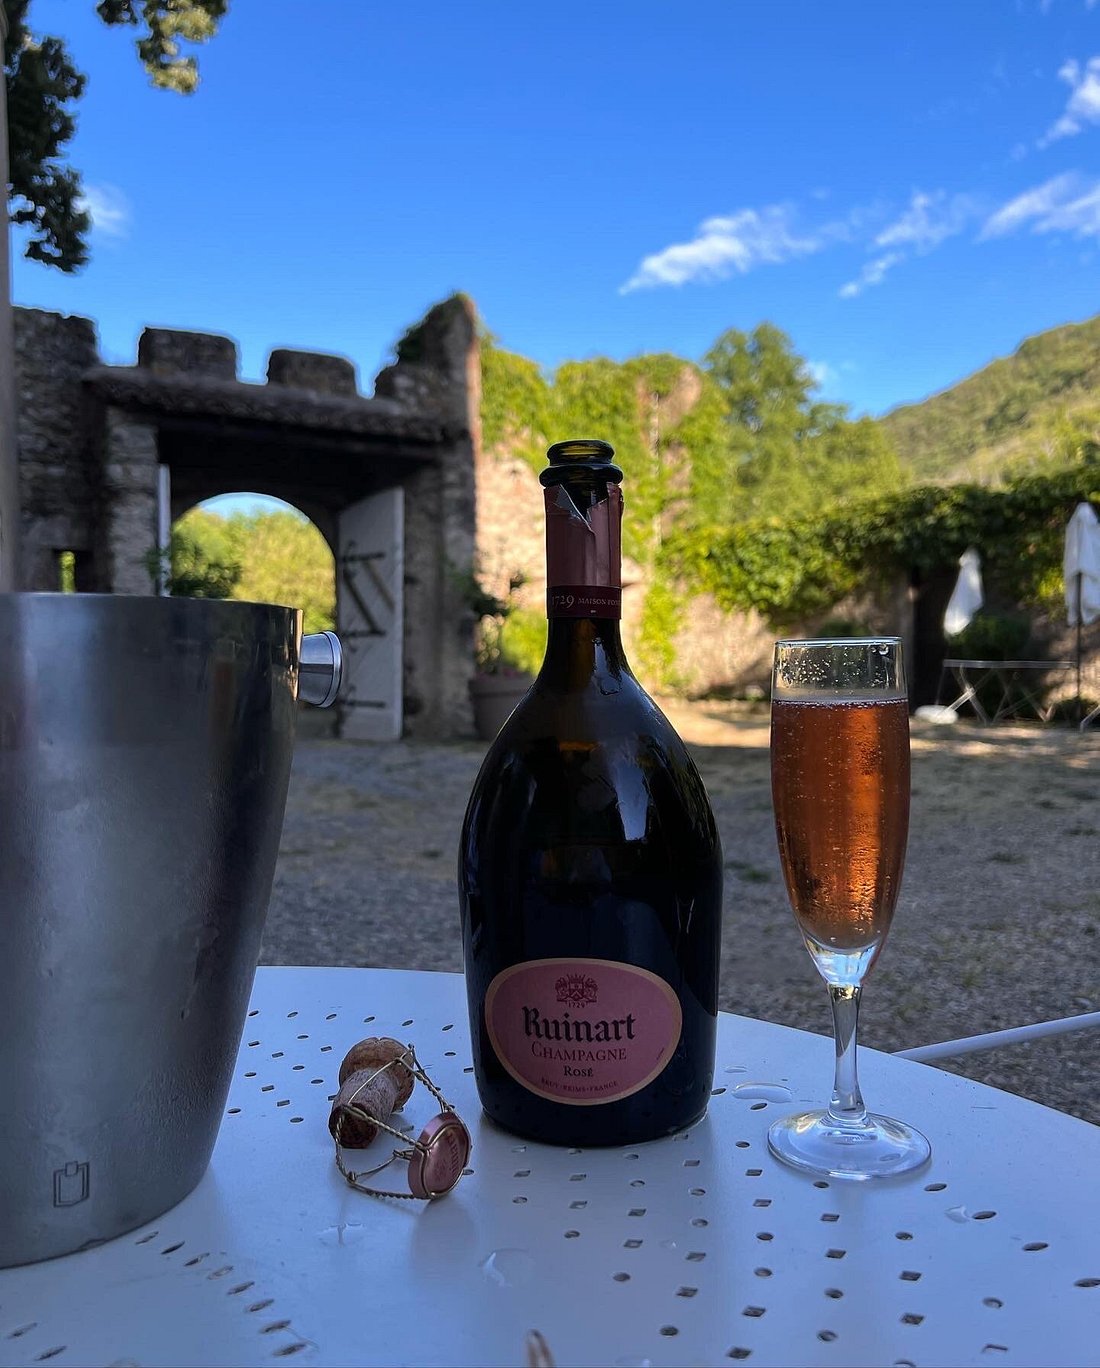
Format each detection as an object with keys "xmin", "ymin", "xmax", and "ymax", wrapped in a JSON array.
[{"xmin": 484, "ymin": 957, "xmax": 683, "ymax": 1105}]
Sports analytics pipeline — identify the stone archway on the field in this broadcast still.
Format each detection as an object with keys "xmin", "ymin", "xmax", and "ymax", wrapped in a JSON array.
[{"xmin": 13, "ymin": 297, "xmax": 480, "ymax": 739}]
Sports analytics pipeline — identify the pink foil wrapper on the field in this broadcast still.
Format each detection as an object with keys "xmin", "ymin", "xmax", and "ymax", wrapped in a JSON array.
[{"xmin": 544, "ymin": 485, "xmax": 623, "ymax": 617}]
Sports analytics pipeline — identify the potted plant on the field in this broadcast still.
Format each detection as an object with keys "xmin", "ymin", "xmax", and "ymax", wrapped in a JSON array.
[{"xmin": 463, "ymin": 568, "xmax": 538, "ymax": 740}]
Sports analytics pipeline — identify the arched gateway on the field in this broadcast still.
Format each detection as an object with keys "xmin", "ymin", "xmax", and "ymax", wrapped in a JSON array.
[{"xmin": 14, "ymin": 297, "xmax": 479, "ymax": 739}]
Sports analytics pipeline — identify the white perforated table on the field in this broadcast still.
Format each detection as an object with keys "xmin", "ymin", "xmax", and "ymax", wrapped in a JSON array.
[{"xmin": 2, "ymin": 967, "xmax": 1097, "ymax": 1368}]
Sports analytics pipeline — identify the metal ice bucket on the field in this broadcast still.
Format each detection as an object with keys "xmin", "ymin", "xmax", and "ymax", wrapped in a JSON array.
[{"xmin": 0, "ymin": 594, "xmax": 342, "ymax": 1267}]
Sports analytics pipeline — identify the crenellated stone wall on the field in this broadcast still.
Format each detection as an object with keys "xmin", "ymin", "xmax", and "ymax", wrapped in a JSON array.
[{"xmin": 12, "ymin": 298, "xmax": 482, "ymax": 738}]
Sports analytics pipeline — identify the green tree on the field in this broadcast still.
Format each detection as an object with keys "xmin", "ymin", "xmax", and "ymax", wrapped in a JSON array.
[
  {"xmin": 227, "ymin": 510, "xmax": 335, "ymax": 635},
  {"xmin": 703, "ymin": 322, "xmax": 905, "ymax": 520},
  {"xmin": 4, "ymin": 0, "xmax": 226, "ymax": 271}
]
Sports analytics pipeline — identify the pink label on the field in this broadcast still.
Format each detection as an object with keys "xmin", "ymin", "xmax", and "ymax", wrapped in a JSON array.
[{"xmin": 484, "ymin": 958, "xmax": 683, "ymax": 1106}]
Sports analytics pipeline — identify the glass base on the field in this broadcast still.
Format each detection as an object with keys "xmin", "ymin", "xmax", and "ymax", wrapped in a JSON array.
[{"xmin": 768, "ymin": 1109, "xmax": 931, "ymax": 1181}]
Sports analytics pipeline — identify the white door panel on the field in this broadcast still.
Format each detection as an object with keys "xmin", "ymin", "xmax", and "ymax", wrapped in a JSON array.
[{"xmin": 337, "ymin": 488, "xmax": 404, "ymax": 741}]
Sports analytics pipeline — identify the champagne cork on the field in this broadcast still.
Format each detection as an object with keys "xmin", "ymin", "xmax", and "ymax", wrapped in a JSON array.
[{"xmin": 329, "ymin": 1037, "xmax": 415, "ymax": 1149}]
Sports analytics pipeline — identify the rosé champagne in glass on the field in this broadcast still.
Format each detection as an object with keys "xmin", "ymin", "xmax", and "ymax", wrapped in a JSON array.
[{"xmin": 767, "ymin": 639, "xmax": 930, "ymax": 1180}]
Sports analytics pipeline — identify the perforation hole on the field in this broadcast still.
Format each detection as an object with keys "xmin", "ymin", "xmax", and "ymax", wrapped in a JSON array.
[
  {"xmin": 295, "ymin": 1034, "xmax": 308, "ymax": 1041},
  {"xmin": 244, "ymin": 1071, "xmax": 257, "ymax": 1078},
  {"xmin": 901, "ymin": 1313, "xmax": 924, "ymax": 1325},
  {"xmin": 184, "ymin": 1254, "xmax": 208, "ymax": 1267},
  {"xmin": 276, "ymin": 1100, "xmax": 290, "ymax": 1108},
  {"xmin": 248, "ymin": 1010, "xmax": 259, "ymax": 1017},
  {"xmin": 676, "ymin": 1286, "xmax": 697, "ymax": 1298},
  {"xmin": 248, "ymin": 1300, "xmax": 275, "ymax": 1313},
  {"xmin": 514, "ymin": 1169, "xmax": 530, "ymax": 1178},
  {"xmin": 1075, "ymin": 1278, "xmax": 1100, "ymax": 1288},
  {"xmin": 631, "ymin": 1179, "xmax": 646, "ymax": 1188},
  {"xmin": 207, "ymin": 1266, "xmax": 233, "ymax": 1279},
  {"xmin": 248, "ymin": 1041, "xmax": 260, "ymax": 1048},
  {"xmin": 273, "ymin": 1346, "xmax": 308, "ymax": 1358},
  {"xmin": 34, "ymin": 1348, "xmax": 66, "ymax": 1362},
  {"xmin": 229, "ymin": 1282, "xmax": 255, "ymax": 1295},
  {"xmin": 900, "ymin": 1271, "xmax": 921, "ymax": 1282},
  {"xmin": 727, "ymin": 1351, "xmax": 752, "ymax": 1361},
  {"xmin": 756, "ymin": 1232, "xmax": 773, "ymax": 1243},
  {"xmin": 613, "ymin": 1272, "xmax": 630, "ymax": 1282},
  {"xmin": 7, "ymin": 1324, "xmax": 36, "ymax": 1339},
  {"xmin": 896, "ymin": 1231, "xmax": 914, "ymax": 1241},
  {"xmin": 320, "ymin": 1046, "xmax": 333, "ymax": 1053},
  {"xmin": 445, "ymin": 1050, "xmax": 457, "ymax": 1057},
  {"xmin": 326, "ymin": 1013, "xmax": 337, "ymax": 1020},
  {"xmin": 311, "ymin": 1078, "xmax": 324, "ymax": 1085},
  {"xmin": 754, "ymin": 1267, "xmax": 772, "ymax": 1278},
  {"xmin": 624, "ymin": 1239, "xmax": 643, "ymax": 1249},
  {"xmin": 826, "ymin": 1249, "xmax": 846, "ymax": 1260},
  {"xmin": 984, "ymin": 1297, "xmax": 1003, "ymax": 1308},
  {"xmin": 1023, "ymin": 1242, "xmax": 1048, "ymax": 1252},
  {"xmin": 442, "ymin": 1023, "xmax": 454, "ymax": 1031},
  {"xmin": 262, "ymin": 1085, "xmax": 274, "ymax": 1093},
  {"xmin": 290, "ymin": 1117, "xmax": 303, "ymax": 1123},
  {"xmin": 982, "ymin": 1347, "xmax": 1008, "ymax": 1356},
  {"xmin": 659, "ymin": 1326, "xmax": 679, "ymax": 1336},
  {"xmin": 736, "ymin": 1141, "xmax": 750, "ymax": 1149},
  {"xmin": 564, "ymin": 1230, "xmax": 580, "ymax": 1239},
  {"xmin": 692, "ymin": 1218, "xmax": 709, "ymax": 1228},
  {"xmin": 686, "ymin": 1252, "xmax": 706, "ymax": 1262},
  {"xmin": 261, "ymin": 1320, "xmax": 292, "ymax": 1334},
  {"xmin": 512, "ymin": 1196, "xmax": 527, "ymax": 1205},
  {"xmin": 746, "ymin": 1168, "xmax": 763, "ymax": 1177},
  {"xmin": 753, "ymin": 1199, "xmax": 771, "ymax": 1208},
  {"xmin": 750, "ymin": 1102, "xmax": 767, "ymax": 1111},
  {"xmin": 711, "ymin": 1087, "xmax": 726, "ymax": 1096},
  {"xmin": 286, "ymin": 1012, "xmax": 298, "ymax": 1019},
  {"xmin": 272, "ymin": 1052, "xmax": 284, "ymax": 1059},
  {"xmin": 570, "ymin": 1173, "xmax": 587, "ymax": 1182},
  {"xmin": 684, "ymin": 1159, "xmax": 700, "ymax": 1167},
  {"xmin": 570, "ymin": 1200, "xmax": 587, "ymax": 1210},
  {"xmin": 825, "ymin": 1288, "xmax": 843, "ymax": 1299},
  {"xmin": 292, "ymin": 1065, "xmax": 304, "ymax": 1072},
  {"xmin": 924, "ymin": 1182, "xmax": 946, "ymax": 1192},
  {"xmin": 814, "ymin": 1180, "xmax": 829, "ymax": 1189},
  {"xmin": 818, "ymin": 1331, "xmax": 837, "ymax": 1342},
  {"xmin": 227, "ymin": 1108, "xmax": 241, "ymax": 1115},
  {"xmin": 363, "ymin": 1015, "xmax": 375, "ymax": 1023},
  {"xmin": 742, "ymin": 1306, "xmax": 765, "ymax": 1318},
  {"xmin": 463, "ymin": 1067, "xmax": 474, "ymax": 1073},
  {"xmin": 629, "ymin": 1208, "xmax": 646, "ymax": 1217},
  {"xmin": 401, "ymin": 1018, "xmax": 414, "ymax": 1027},
  {"xmin": 974, "ymin": 1210, "xmax": 996, "ymax": 1220},
  {"xmin": 135, "ymin": 1232, "xmax": 158, "ymax": 1245},
  {"xmin": 161, "ymin": 1242, "xmax": 184, "ymax": 1255}
]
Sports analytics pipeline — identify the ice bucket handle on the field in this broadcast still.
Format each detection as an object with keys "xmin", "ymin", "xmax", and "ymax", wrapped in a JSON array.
[{"xmin": 299, "ymin": 631, "xmax": 343, "ymax": 708}]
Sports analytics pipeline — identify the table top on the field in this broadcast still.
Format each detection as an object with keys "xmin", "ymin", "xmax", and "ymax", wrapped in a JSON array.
[{"xmin": 2, "ymin": 967, "xmax": 1097, "ymax": 1368}]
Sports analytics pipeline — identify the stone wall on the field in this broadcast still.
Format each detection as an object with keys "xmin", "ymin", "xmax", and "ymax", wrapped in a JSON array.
[{"xmin": 14, "ymin": 308, "xmax": 101, "ymax": 591}]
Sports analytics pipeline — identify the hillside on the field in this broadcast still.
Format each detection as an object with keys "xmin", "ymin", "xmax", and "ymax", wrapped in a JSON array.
[{"xmin": 881, "ymin": 312, "xmax": 1100, "ymax": 484}]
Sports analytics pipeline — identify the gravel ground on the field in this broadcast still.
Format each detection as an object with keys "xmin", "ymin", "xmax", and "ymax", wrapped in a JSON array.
[{"xmin": 262, "ymin": 703, "xmax": 1100, "ymax": 1127}]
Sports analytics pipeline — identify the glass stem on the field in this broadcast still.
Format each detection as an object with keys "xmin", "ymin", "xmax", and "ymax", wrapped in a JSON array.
[{"xmin": 827, "ymin": 984, "xmax": 869, "ymax": 1128}]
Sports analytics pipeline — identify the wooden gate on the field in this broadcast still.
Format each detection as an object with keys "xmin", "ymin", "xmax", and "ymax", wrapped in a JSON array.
[{"xmin": 336, "ymin": 488, "xmax": 404, "ymax": 740}]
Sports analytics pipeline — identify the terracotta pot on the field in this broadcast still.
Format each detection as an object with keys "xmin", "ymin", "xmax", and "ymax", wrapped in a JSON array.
[{"xmin": 469, "ymin": 671, "xmax": 534, "ymax": 740}]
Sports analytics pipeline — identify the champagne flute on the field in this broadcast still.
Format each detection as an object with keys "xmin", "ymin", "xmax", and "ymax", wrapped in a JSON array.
[{"xmin": 767, "ymin": 638, "xmax": 930, "ymax": 1180}]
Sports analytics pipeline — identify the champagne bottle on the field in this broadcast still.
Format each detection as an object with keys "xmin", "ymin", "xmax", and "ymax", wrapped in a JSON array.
[{"xmin": 459, "ymin": 439, "xmax": 723, "ymax": 1145}]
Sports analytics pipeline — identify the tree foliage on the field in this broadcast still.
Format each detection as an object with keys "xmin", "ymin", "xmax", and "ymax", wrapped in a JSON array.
[
  {"xmin": 4, "ymin": 0, "xmax": 226, "ymax": 270},
  {"xmin": 675, "ymin": 449, "xmax": 1100, "ymax": 626},
  {"xmin": 169, "ymin": 506, "xmax": 335, "ymax": 635}
]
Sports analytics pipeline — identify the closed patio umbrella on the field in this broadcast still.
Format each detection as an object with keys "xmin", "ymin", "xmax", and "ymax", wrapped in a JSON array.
[
  {"xmin": 944, "ymin": 546, "xmax": 983, "ymax": 637},
  {"xmin": 1063, "ymin": 502, "xmax": 1100, "ymax": 724}
]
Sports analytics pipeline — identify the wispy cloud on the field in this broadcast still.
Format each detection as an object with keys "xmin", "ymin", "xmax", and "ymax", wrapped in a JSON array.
[
  {"xmin": 838, "ymin": 252, "xmax": 905, "ymax": 299},
  {"xmin": 77, "ymin": 183, "xmax": 131, "ymax": 239},
  {"xmin": 837, "ymin": 191, "xmax": 976, "ymax": 297},
  {"xmin": 619, "ymin": 204, "xmax": 846, "ymax": 293},
  {"xmin": 1039, "ymin": 56, "xmax": 1100, "ymax": 145},
  {"xmin": 981, "ymin": 171, "xmax": 1100, "ymax": 238}
]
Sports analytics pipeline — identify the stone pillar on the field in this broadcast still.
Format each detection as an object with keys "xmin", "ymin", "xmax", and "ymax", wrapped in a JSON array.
[
  {"xmin": 374, "ymin": 295, "xmax": 479, "ymax": 737},
  {"xmin": 15, "ymin": 309, "xmax": 101, "ymax": 590},
  {"xmin": 0, "ymin": 4, "xmax": 20, "ymax": 589},
  {"xmin": 100, "ymin": 407, "xmax": 159, "ymax": 594}
]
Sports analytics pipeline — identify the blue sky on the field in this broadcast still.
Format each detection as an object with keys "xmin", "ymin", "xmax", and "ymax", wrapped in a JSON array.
[{"xmin": 10, "ymin": 0, "xmax": 1100, "ymax": 429}]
